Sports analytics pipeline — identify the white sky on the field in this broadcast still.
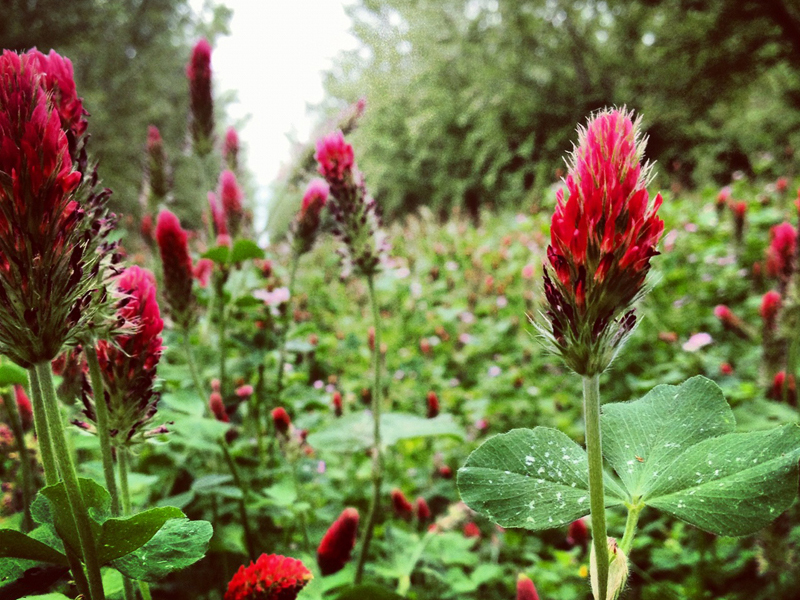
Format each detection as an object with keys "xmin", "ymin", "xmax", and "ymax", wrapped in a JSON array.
[{"xmin": 207, "ymin": 1, "xmax": 359, "ymax": 212}]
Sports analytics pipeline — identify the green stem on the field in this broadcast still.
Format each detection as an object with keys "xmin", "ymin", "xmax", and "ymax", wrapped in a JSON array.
[
  {"xmin": 119, "ymin": 447, "xmax": 150, "ymax": 600},
  {"xmin": 354, "ymin": 275, "xmax": 384, "ymax": 584},
  {"xmin": 215, "ymin": 271, "xmax": 228, "ymax": 394},
  {"xmin": 182, "ymin": 328, "xmax": 208, "ymax": 411},
  {"xmin": 220, "ymin": 440, "xmax": 257, "ymax": 560},
  {"xmin": 84, "ymin": 346, "xmax": 121, "ymax": 516},
  {"xmin": 583, "ymin": 374, "xmax": 608, "ymax": 600},
  {"xmin": 274, "ymin": 255, "xmax": 301, "ymax": 399},
  {"xmin": 396, "ymin": 530, "xmax": 434, "ymax": 596},
  {"xmin": 1, "ymin": 388, "xmax": 33, "ymax": 531},
  {"xmin": 289, "ymin": 457, "xmax": 312, "ymax": 553},
  {"xmin": 27, "ymin": 368, "xmax": 57, "ymax": 485},
  {"xmin": 34, "ymin": 362, "xmax": 105, "ymax": 600},
  {"xmin": 619, "ymin": 501, "xmax": 643, "ymax": 556}
]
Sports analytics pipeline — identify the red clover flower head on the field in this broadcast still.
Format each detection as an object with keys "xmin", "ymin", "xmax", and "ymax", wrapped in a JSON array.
[
  {"xmin": 291, "ymin": 178, "xmax": 328, "ymax": 255},
  {"xmin": 86, "ymin": 266, "xmax": 164, "ymax": 446},
  {"xmin": 225, "ymin": 554, "xmax": 312, "ymax": 600},
  {"xmin": 541, "ymin": 108, "xmax": 663, "ymax": 376},
  {"xmin": 391, "ymin": 488, "xmax": 414, "ymax": 519},
  {"xmin": 208, "ymin": 191, "xmax": 228, "ymax": 238},
  {"xmin": 415, "ymin": 496, "xmax": 431, "ymax": 521},
  {"xmin": 156, "ymin": 210, "xmax": 195, "ymax": 328},
  {"xmin": 426, "ymin": 391, "xmax": 439, "ymax": 418},
  {"xmin": 271, "ymin": 406, "xmax": 291, "ymax": 436},
  {"xmin": 0, "ymin": 49, "xmax": 118, "ymax": 367},
  {"xmin": 760, "ymin": 290, "xmax": 782, "ymax": 330},
  {"xmin": 219, "ymin": 170, "xmax": 244, "ymax": 238},
  {"xmin": 315, "ymin": 130, "xmax": 387, "ymax": 278},
  {"xmin": 209, "ymin": 391, "xmax": 228, "ymax": 423},
  {"xmin": 316, "ymin": 507, "xmax": 359, "ymax": 576},
  {"xmin": 517, "ymin": 574, "xmax": 540, "ymax": 600},
  {"xmin": 187, "ymin": 39, "xmax": 214, "ymax": 156},
  {"xmin": 146, "ymin": 125, "xmax": 168, "ymax": 205},
  {"xmin": 765, "ymin": 221, "xmax": 797, "ymax": 282}
]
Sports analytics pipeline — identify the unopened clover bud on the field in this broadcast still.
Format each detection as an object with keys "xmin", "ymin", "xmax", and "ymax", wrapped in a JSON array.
[
  {"xmin": 731, "ymin": 201, "xmax": 747, "ymax": 244},
  {"xmin": 187, "ymin": 39, "xmax": 214, "ymax": 156},
  {"xmin": 271, "ymin": 407, "xmax": 291, "ymax": 436},
  {"xmin": 219, "ymin": 170, "xmax": 244, "ymax": 238},
  {"xmin": 146, "ymin": 125, "xmax": 169, "ymax": 204},
  {"xmin": 209, "ymin": 392, "xmax": 228, "ymax": 423},
  {"xmin": 415, "ymin": 497, "xmax": 432, "ymax": 521},
  {"xmin": 590, "ymin": 537, "xmax": 629, "ymax": 600},
  {"xmin": 426, "ymin": 391, "xmax": 440, "ymax": 418},
  {"xmin": 714, "ymin": 305, "xmax": 753, "ymax": 339},
  {"xmin": 316, "ymin": 507, "xmax": 359, "ymax": 576},
  {"xmin": 391, "ymin": 488, "xmax": 414, "ymax": 519},
  {"xmin": 332, "ymin": 391, "xmax": 343, "ymax": 417},
  {"xmin": 223, "ymin": 126, "xmax": 239, "ymax": 172},
  {"xmin": 156, "ymin": 210, "xmax": 196, "ymax": 329},
  {"xmin": 760, "ymin": 291, "xmax": 782, "ymax": 330},
  {"xmin": 516, "ymin": 574, "xmax": 540, "ymax": 600}
]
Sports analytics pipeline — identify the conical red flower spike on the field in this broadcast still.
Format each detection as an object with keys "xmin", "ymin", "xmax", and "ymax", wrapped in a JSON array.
[
  {"xmin": 223, "ymin": 126, "xmax": 240, "ymax": 172},
  {"xmin": 225, "ymin": 553, "xmax": 312, "ymax": 600},
  {"xmin": 516, "ymin": 573, "xmax": 540, "ymax": 600},
  {"xmin": 0, "ymin": 49, "xmax": 118, "ymax": 367},
  {"xmin": 415, "ymin": 496, "xmax": 431, "ymax": 521},
  {"xmin": 271, "ymin": 407, "xmax": 291, "ymax": 436},
  {"xmin": 765, "ymin": 221, "xmax": 797, "ymax": 285},
  {"xmin": 219, "ymin": 170, "xmax": 244, "ymax": 238},
  {"xmin": 426, "ymin": 391, "xmax": 439, "ymax": 418},
  {"xmin": 85, "ymin": 266, "xmax": 164, "ymax": 445},
  {"xmin": 542, "ymin": 108, "xmax": 663, "ymax": 376},
  {"xmin": 315, "ymin": 130, "xmax": 387, "ymax": 278},
  {"xmin": 209, "ymin": 392, "xmax": 228, "ymax": 423},
  {"xmin": 760, "ymin": 291, "xmax": 782, "ymax": 330},
  {"xmin": 146, "ymin": 125, "xmax": 169, "ymax": 207},
  {"xmin": 291, "ymin": 178, "xmax": 328, "ymax": 255},
  {"xmin": 187, "ymin": 39, "xmax": 214, "ymax": 156},
  {"xmin": 316, "ymin": 507, "xmax": 359, "ymax": 576},
  {"xmin": 156, "ymin": 210, "xmax": 196, "ymax": 329},
  {"xmin": 391, "ymin": 488, "xmax": 414, "ymax": 519}
]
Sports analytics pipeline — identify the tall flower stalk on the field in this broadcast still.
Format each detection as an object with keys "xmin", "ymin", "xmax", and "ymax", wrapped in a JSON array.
[
  {"xmin": 0, "ymin": 49, "xmax": 122, "ymax": 600},
  {"xmin": 541, "ymin": 108, "xmax": 663, "ymax": 599},
  {"xmin": 315, "ymin": 130, "xmax": 387, "ymax": 583}
]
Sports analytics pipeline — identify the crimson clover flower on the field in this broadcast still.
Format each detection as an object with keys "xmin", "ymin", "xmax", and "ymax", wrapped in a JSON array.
[
  {"xmin": 78, "ymin": 266, "xmax": 164, "ymax": 445},
  {"xmin": 219, "ymin": 169, "xmax": 244, "ymax": 238},
  {"xmin": 187, "ymin": 39, "xmax": 214, "ymax": 156},
  {"xmin": 391, "ymin": 488, "xmax": 414, "ymax": 519},
  {"xmin": 291, "ymin": 178, "xmax": 328, "ymax": 255},
  {"xmin": 765, "ymin": 221, "xmax": 797, "ymax": 283},
  {"xmin": 0, "ymin": 50, "xmax": 118, "ymax": 367},
  {"xmin": 146, "ymin": 125, "xmax": 169, "ymax": 207},
  {"xmin": 517, "ymin": 574, "xmax": 540, "ymax": 600},
  {"xmin": 760, "ymin": 291, "xmax": 782, "ymax": 331},
  {"xmin": 316, "ymin": 507, "xmax": 359, "ymax": 576},
  {"xmin": 541, "ymin": 108, "xmax": 663, "ymax": 376},
  {"xmin": 156, "ymin": 210, "xmax": 196, "ymax": 329},
  {"xmin": 223, "ymin": 126, "xmax": 239, "ymax": 172},
  {"xmin": 225, "ymin": 553, "xmax": 312, "ymax": 600},
  {"xmin": 315, "ymin": 130, "xmax": 387, "ymax": 278}
]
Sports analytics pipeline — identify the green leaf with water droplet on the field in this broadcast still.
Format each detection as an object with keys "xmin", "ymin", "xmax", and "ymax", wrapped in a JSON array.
[
  {"xmin": 457, "ymin": 427, "xmax": 627, "ymax": 530},
  {"xmin": 601, "ymin": 376, "xmax": 800, "ymax": 536},
  {"xmin": 111, "ymin": 518, "xmax": 213, "ymax": 582},
  {"xmin": 600, "ymin": 376, "xmax": 735, "ymax": 498},
  {"xmin": 96, "ymin": 506, "xmax": 184, "ymax": 564}
]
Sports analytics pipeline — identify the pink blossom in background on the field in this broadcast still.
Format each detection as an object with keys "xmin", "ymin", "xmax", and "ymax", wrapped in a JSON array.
[{"xmin": 682, "ymin": 332, "xmax": 712, "ymax": 352}]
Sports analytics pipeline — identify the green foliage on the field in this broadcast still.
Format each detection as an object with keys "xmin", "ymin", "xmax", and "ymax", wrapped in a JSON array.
[
  {"xmin": 460, "ymin": 376, "xmax": 800, "ymax": 542},
  {"xmin": 458, "ymin": 427, "xmax": 626, "ymax": 530},
  {"xmin": 287, "ymin": 0, "xmax": 800, "ymax": 222}
]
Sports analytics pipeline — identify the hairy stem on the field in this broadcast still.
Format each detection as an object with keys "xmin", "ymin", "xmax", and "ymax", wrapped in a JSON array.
[
  {"xmin": 182, "ymin": 328, "xmax": 208, "ymax": 413},
  {"xmin": 215, "ymin": 271, "xmax": 228, "ymax": 395},
  {"xmin": 35, "ymin": 362, "xmax": 105, "ymax": 600},
  {"xmin": 119, "ymin": 447, "xmax": 150, "ymax": 600},
  {"xmin": 354, "ymin": 275, "xmax": 384, "ymax": 584},
  {"xmin": 584, "ymin": 374, "xmax": 608, "ymax": 600},
  {"xmin": 27, "ymin": 368, "xmax": 57, "ymax": 485},
  {"xmin": 619, "ymin": 501, "xmax": 644, "ymax": 556},
  {"xmin": 84, "ymin": 345, "xmax": 121, "ymax": 516}
]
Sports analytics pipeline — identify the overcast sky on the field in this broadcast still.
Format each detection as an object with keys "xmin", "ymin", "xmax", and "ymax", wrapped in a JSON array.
[{"xmin": 204, "ymin": 1, "xmax": 358, "ymax": 212}]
